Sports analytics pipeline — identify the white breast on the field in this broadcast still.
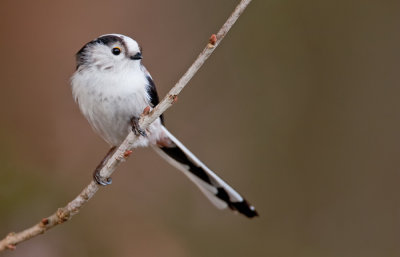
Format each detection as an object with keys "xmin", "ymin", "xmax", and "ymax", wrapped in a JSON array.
[{"xmin": 71, "ymin": 66, "xmax": 163, "ymax": 147}]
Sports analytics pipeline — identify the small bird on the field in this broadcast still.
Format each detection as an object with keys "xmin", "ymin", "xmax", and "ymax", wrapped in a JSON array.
[{"xmin": 71, "ymin": 34, "xmax": 258, "ymax": 218}]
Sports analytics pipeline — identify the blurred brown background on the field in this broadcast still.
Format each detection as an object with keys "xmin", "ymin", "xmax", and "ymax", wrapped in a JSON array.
[{"xmin": 0, "ymin": 0, "xmax": 399, "ymax": 256}]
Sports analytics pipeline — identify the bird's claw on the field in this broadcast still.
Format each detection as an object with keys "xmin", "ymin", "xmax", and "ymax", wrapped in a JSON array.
[
  {"xmin": 135, "ymin": 127, "xmax": 147, "ymax": 137},
  {"xmin": 93, "ymin": 169, "xmax": 112, "ymax": 186},
  {"xmin": 131, "ymin": 117, "xmax": 147, "ymax": 137}
]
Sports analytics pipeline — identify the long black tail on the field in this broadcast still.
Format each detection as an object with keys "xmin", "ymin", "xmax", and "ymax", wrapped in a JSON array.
[{"xmin": 152, "ymin": 126, "xmax": 258, "ymax": 218}]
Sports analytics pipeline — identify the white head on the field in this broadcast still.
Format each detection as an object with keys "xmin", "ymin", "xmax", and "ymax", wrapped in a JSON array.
[{"xmin": 75, "ymin": 34, "xmax": 143, "ymax": 72}]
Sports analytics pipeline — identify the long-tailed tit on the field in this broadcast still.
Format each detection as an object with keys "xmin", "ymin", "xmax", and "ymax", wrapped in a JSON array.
[{"xmin": 71, "ymin": 34, "xmax": 258, "ymax": 218}]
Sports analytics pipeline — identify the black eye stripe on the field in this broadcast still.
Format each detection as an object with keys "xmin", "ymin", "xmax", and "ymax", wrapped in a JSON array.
[{"xmin": 112, "ymin": 47, "xmax": 121, "ymax": 55}]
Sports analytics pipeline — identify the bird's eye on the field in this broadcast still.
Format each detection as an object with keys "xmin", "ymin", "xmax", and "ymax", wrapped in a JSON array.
[{"xmin": 112, "ymin": 47, "xmax": 121, "ymax": 55}]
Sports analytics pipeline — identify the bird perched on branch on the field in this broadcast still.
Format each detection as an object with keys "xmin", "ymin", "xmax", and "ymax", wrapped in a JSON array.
[{"xmin": 71, "ymin": 34, "xmax": 258, "ymax": 218}]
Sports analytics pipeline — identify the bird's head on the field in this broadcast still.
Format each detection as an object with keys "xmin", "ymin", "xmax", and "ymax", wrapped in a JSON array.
[{"xmin": 75, "ymin": 34, "xmax": 142, "ymax": 71}]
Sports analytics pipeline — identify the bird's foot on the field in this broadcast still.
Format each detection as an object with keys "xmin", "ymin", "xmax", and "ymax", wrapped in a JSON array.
[
  {"xmin": 92, "ymin": 146, "xmax": 116, "ymax": 186},
  {"xmin": 93, "ymin": 169, "xmax": 112, "ymax": 186}
]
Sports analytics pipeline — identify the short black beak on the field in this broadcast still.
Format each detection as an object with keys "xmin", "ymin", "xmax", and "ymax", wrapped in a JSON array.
[{"xmin": 130, "ymin": 52, "xmax": 142, "ymax": 60}]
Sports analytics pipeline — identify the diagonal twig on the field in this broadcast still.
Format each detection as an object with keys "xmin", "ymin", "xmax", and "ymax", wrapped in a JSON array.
[{"xmin": 0, "ymin": 0, "xmax": 252, "ymax": 251}]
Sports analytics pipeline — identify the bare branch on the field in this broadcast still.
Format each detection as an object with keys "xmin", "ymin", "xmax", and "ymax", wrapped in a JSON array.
[{"xmin": 0, "ymin": 0, "xmax": 252, "ymax": 251}]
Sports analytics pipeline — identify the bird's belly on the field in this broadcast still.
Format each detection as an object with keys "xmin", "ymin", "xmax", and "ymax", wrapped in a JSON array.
[
  {"xmin": 72, "ymin": 70, "xmax": 163, "ymax": 147},
  {"xmin": 85, "ymin": 91, "xmax": 156, "ymax": 146},
  {"xmin": 90, "ymin": 97, "xmax": 134, "ymax": 146}
]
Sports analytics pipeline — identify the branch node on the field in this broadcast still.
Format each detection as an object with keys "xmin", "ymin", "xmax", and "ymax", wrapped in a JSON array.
[
  {"xmin": 208, "ymin": 34, "xmax": 217, "ymax": 48},
  {"xmin": 169, "ymin": 94, "xmax": 178, "ymax": 104},
  {"xmin": 115, "ymin": 152, "xmax": 125, "ymax": 161},
  {"xmin": 40, "ymin": 218, "xmax": 49, "ymax": 228},
  {"xmin": 6, "ymin": 232, "xmax": 15, "ymax": 238},
  {"xmin": 123, "ymin": 150, "xmax": 133, "ymax": 158},
  {"xmin": 142, "ymin": 106, "xmax": 151, "ymax": 115},
  {"xmin": 81, "ymin": 192, "xmax": 90, "ymax": 201},
  {"xmin": 56, "ymin": 208, "xmax": 70, "ymax": 223},
  {"xmin": 6, "ymin": 244, "xmax": 16, "ymax": 251}
]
